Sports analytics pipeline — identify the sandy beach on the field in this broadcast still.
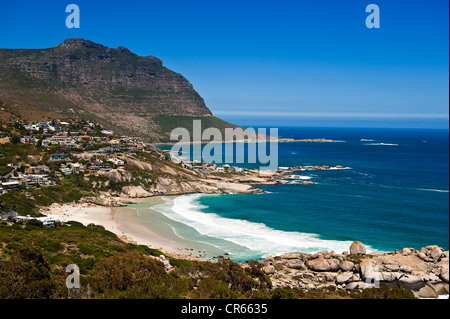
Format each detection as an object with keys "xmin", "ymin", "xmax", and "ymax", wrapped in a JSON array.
[{"xmin": 43, "ymin": 197, "xmax": 224, "ymax": 261}]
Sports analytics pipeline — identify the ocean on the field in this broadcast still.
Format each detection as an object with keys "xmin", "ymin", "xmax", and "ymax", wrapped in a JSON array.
[{"xmin": 152, "ymin": 127, "xmax": 449, "ymax": 262}]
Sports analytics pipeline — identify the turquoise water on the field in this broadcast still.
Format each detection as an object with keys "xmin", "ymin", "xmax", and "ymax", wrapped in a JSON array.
[{"xmin": 155, "ymin": 127, "xmax": 449, "ymax": 261}]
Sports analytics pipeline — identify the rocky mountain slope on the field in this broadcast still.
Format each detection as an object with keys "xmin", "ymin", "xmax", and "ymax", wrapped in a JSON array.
[{"xmin": 0, "ymin": 38, "xmax": 236, "ymax": 141}]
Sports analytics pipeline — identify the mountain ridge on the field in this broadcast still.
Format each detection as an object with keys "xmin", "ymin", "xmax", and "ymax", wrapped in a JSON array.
[{"xmin": 0, "ymin": 38, "xmax": 236, "ymax": 141}]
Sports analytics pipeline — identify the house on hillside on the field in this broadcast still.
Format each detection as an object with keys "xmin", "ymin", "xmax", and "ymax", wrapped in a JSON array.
[
  {"xmin": 25, "ymin": 165, "xmax": 50, "ymax": 175},
  {"xmin": 0, "ymin": 181, "xmax": 20, "ymax": 190},
  {"xmin": 20, "ymin": 136, "xmax": 39, "ymax": 144},
  {"xmin": 46, "ymin": 136, "xmax": 75, "ymax": 147},
  {"xmin": 24, "ymin": 174, "xmax": 54, "ymax": 186},
  {"xmin": 50, "ymin": 154, "xmax": 69, "ymax": 161},
  {"xmin": 1, "ymin": 211, "xmax": 18, "ymax": 220},
  {"xmin": 69, "ymin": 163, "xmax": 83, "ymax": 173}
]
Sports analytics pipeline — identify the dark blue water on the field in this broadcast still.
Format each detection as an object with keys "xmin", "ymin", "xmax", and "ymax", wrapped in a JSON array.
[{"xmin": 157, "ymin": 127, "xmax": 449, "ymax": 256}]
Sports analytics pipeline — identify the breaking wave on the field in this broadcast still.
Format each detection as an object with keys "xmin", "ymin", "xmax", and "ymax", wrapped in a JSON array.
[{"xmin": 152, "ymin": 194, "xmax": 368, "ymax": 259}]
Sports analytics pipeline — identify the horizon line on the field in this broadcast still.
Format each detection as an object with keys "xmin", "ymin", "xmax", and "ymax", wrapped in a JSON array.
[{"xmin": 214, "ymin": 111, "xmax": 450, "ymax": 120}]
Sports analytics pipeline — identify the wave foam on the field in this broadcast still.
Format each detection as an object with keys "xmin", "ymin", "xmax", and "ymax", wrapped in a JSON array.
[
  {"xmin": 153, "ymin": 194, "xmax": 365, "ymax": 258},
  {"xmin": 415, "ymin": 188, "xmax": 449, "ymax": 193},
  {"xmin": 363, "ymin": 143, "xmax": 399, "ymax": 146},
  {"xmin": 289, "ymin": 175, "xmax": 312, "ymax": 180}
]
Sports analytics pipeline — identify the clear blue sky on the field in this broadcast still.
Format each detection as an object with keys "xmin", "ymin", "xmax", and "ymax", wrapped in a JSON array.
[{"xmin": 0, "ymin": 0, "xmax": 448, "ymax": 128}]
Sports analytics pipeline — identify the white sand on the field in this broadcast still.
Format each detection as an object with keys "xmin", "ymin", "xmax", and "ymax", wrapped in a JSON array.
[{"xmin": 43, "ymin": 200, "xmax": 206, "ymax": 260}]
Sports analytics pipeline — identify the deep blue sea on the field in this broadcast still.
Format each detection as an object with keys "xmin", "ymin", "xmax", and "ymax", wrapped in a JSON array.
[{"xmin": 155, "ymin": 127, "xmax": 449, "ymax": 261}]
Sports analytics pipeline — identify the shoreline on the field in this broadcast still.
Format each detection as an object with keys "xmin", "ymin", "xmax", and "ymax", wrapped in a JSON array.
[
  {"xmin": 43, "ymin": 196, "xmax": 219, "ymax": 261},
  {"xmin": 42, "ymin": 194, "xmax": 450, "ymax": 298}
]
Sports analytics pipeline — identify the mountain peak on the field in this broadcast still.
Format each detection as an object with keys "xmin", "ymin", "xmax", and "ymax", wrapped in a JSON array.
[
  {"xmin": 59, "ymin": 38, "xmax": 102, "ymax": 48},
  {"xmin": 57, "ymin": 39, "xmax": 135, "ymax": 56}
]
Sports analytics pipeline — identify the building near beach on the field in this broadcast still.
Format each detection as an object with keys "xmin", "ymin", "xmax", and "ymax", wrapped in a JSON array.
[{"xmin": 0, "ymin": 181, "xmax": 20, "ymax": 190}]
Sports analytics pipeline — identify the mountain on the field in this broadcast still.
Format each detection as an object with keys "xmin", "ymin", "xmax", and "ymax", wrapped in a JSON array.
[{"xmin": 0, "ymin": 38, "xmax": 236, "ymax": 142}]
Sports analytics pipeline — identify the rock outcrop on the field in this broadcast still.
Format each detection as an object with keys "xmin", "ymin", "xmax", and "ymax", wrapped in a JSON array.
[
  {"xmin": 121, "ymin": 186, "xmax": 152, "ymax": 198},
  {"xmin": 349, "ymin": 241, "xmax": 366, "ymax": 255},
  {"xmin": 259, "ymin": 241, "xmax": 449, "ymax": 299}
]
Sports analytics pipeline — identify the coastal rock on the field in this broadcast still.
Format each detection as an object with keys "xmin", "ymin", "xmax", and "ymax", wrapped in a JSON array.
[
  {"xmin": 360, "ymin": 261, "xmax": 379, "ymax": 281},
  {"xmin": 306, "ymin": 258, "xmax": 331, "ymax": 272},
  {"xmin": 414, "ymin": 283, "xmax": 450, "ymax": 299},
  {"xmin": 324, "ymin": 272, "xmax": 337, "ymax": 282},
  {"xmin": 280, "ymin": 252, "xmax": 302, "ymax": 260},
  {"xmin": 349, "ymin": 241, "xmax": 366, "ymax": 255},
  {"xmin": 310, "ymin": 253, "xmax": 322, "ymax": 260},
  {"xmin": 328, "ymin": 259, "xmax": 341, "ymax": 272},
  {"xmin": 417, "ymin": 252, "xmax": 433, "ymax": 262},
  {"xmin": 401, "ymin": 248, "xmax": 412, "ymax": 256},
  {"xmin": 346, "ymin": 281, "xmax": 369, "ymax": 290},
  {"xmin": 381, "ymin": 257, "xmax": 398, "ymax": 265},
  {"xmin": 215, "ymin": 182, "xmax": 257, "ymax": 194},
  {"xmin": 430, "ymin": 246, "xmax": 443, "ymax": 260},
  {"xmin": 107, "ymin": 169, "xmax": 132, "ymax": 183},
  {"xmin": 296, "ymin": 272, "xmax": 316, "ymax": 281},
  {"xmin": 423, "ymin": 273, "xmax": 441, "ymax": 282},
  {"xmin": 384, "ymin": 264, "xmax": 400, "ymax": 272},
  {"xmin": 263, "ymin": 265, "xmax": 276, "ymax": 275},
  {"xmin": 380, "ymin": 272, "xmax": 402, "ymax": 283},
  {"xmin": 400, "ymin": 266, "xmax": 412, "ymax": 274},
  {"xmin": 336, "ymin": 272, "xmax": 354, "ymax": 284},
  {"xmin": 440, "ymin": 269, "xmax": 449, "ymax": 283},
  {"xmin": 306, "ymin": 283, "xmax": 316, "ymax": 290},
  {"xmin": 417, "ymin": 252, "xmax": 427, "ymax": 260},
  {"xmin": 121, "ymin": 186, "xmax": 151, "ymax": 198},
  {"xmin": 340, "ymin": 261, "xmax": 355, "ymax": 272},
  {"xmin": 398, "ymin": 275, "xmax": 423, "ymax": 290},
  {"xmin": 286, "ymin": 260, "xmax": 305, "ymax": 270},
  {"xmin": 371, "ymin": 251, "xmax": 387, "ymax": 257},
  {"xmin": 253, "ymin": 244, "xmax": 449, "ymax": 295},
  {"xmin": 264, "ymin": 256, "xmax": 275, "ymax": 263}
]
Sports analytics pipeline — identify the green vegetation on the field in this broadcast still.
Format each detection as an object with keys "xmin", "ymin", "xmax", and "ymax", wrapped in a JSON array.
[
  {"xmin": 347, "ymin": 254, "xmax": 374, "ymax": 265},
  {"xmin": 30, "ymin": 174, "xmax": 94, "ymax": 207},
  {"xmin": 0, "ymin": 192, "xmax": 39, "ymax": 216},
  {"xmin": 0, "ymin": 143, "xmax": 43, "ymax": 165},
  {"xmin": 0, "ymin": 221, "xmax": 417, "ymax": 299},
  {"xmin": 0, "ymin": 173, "xmax": 96, "ymax": 217}
]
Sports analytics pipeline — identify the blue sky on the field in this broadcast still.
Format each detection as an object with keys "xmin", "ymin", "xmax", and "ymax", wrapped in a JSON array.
[{"xmin": 0, "ymin": 0, "xmax": 448, "ymax": 127}]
